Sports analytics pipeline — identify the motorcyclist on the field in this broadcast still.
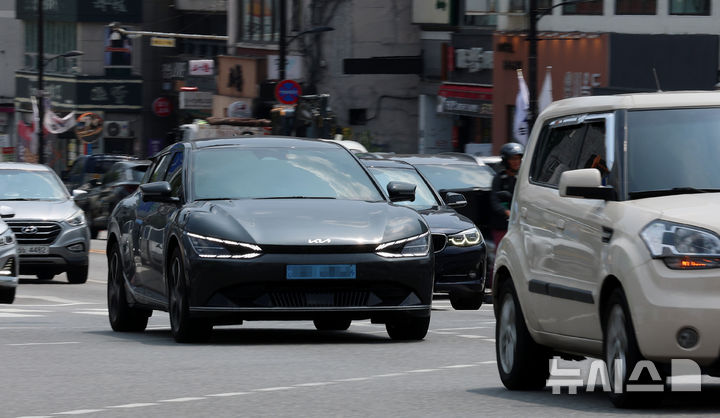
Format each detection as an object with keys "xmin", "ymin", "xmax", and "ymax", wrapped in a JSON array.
[{"xmin": 489, "ymin": 142, "xmax": 524, "ymax": 247}]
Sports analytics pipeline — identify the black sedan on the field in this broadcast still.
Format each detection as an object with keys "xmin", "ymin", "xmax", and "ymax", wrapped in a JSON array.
[
  {"xmin": 107, "ymin": 137, "xmax": 434, "ymax": 342},
  {"xmin": 74, "ymin": 160, "xmax": 150, "ymax": 238},
  {"xmin": 360, "ymin": 157, "xmax": 486, "ymax": 310}
]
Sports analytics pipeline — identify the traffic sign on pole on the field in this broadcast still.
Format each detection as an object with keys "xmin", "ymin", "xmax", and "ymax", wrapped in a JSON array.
[{"xmin": 275, "ymin": 79, "xmax": 302, "ymax": 105}]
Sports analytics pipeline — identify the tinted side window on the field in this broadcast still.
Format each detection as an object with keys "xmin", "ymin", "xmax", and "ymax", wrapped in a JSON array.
[
  {"xmin": 102, "ymin": 165, "xmax": 121, "ymax": 185},
  {"xmin": 149, "ymin": 154, "xmax": 172, "ymax": 183},
  {"xmin": 530, "ymin": 124, "xmax": 587, "ymax": 186},
  {"xmin": 165, "ymin": 151, "xmax": 184, "ymax": 199}
]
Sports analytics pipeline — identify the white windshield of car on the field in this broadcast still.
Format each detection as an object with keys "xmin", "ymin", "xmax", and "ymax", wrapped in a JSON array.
[
  {"xmin": 368, "ymin": 167, "xmax": 440, "ymax": 210},
  {"xmin": 414, "ymin": 164, "xmax": 495, "ymax": 190},
  {"xmin": 0, "ymin": 170, "xmax": 68, "ymax": 200},
  {"xmin": 627, "ymin": 108, "xmax": 720, "ymax": 197},
  {"xmin": 192, "ymin": 147, "xmax": 384, "ymax": 201}
]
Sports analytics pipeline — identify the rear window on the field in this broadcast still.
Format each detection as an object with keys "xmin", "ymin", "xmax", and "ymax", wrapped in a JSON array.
[
  {"xmin": 129, "ymin": 165, "xmax": 149, "ymax": 182},
  {"xmin": 86, "ymin": 157, "xmax": 132, "ymax": 174},
  {"xmin": 414, "ymin": 164, "xmax": 495, "ymax": 190}
]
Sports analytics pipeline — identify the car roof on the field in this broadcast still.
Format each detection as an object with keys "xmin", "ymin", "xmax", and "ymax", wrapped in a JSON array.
[
  {"xmin": 184, "ymin": 136, "xmax": 345, "ymax": 151},
  {"xmin": 382, "ymin": 154, "xmax": 479, "ymax": 166},
  {"xmin": 540, "ymin": 90, "xmax": 720, "ymax": 122},
  {"xmin": 359, "ymin": 157, "xmax": 415, "ymax": 169},
  {"xmin": 0, "ymin": 162, "xmax": 52, "ymax": 171}
]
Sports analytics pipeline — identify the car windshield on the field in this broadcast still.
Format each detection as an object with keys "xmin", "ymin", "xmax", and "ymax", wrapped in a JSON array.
[
  {"xmin": 0, "ymin": 169, "xmax": 68, "ymax": 200},
  {"xmin": 87, "ymin": 157, "xmax": 129, "ymax": 174},
  {"xmin": 368, "ymin": 166, "xmax": 440, "ymax": 210},
  {"xmin": 627, "ymin": 108, "xmax": 720, "ymax": 198},
  {"xmin": 129, "ymin": 165, "xmax": 149, "ymax": 182},
  {"xmin": 413, "ymin": 163, "xmax": 495, "ymax": 190},
  {"xmin": 192, "ymin": 147, "xmax": 384, "ymax": 201}
]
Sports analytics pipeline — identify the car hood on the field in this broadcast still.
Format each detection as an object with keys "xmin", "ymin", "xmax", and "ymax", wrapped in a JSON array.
[
  {"xmin": 626, "ymin": 193, "xmax": 720, "ymax": 232},
  {"xmin": 0, "ymin": 199, "xmax": 78, "ymax": 222},
  {"xmin": 183, "ymin": 199, "xmax": 427, "ymax": 246},
  {"xmin": 417, "ymin": 207, "xmax": 477, "ymax": 235}
]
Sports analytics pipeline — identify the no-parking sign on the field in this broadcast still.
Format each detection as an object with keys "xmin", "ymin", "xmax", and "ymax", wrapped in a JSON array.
[{"xmin": 275, "ymin": 79, "xmax": 302, "ymax": 105}]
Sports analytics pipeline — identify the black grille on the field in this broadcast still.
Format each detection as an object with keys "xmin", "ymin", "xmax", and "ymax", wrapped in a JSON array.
[
  {"xmin": 270, "ymin": 291, "xmax": 370, "ymax": 308},
  {"xmin": 7, "ymin": 222, "xmax": 62, "ymax": 245},
  {"xmin": 431, "ymin": 234, "xmax": 447, "ymax": 253}
]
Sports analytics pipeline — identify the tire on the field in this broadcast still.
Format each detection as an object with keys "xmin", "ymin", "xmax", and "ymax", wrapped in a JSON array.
[
  {"xmin": 495, "ymin": 279, "xmax": 550, "ymax": 390},
  {"xmin": 107, "ymin": 244, "xmax": 149, "ymax": 332},
  {"xmin": 386, "ymin": 316, "xmax": 430, "ymax": 341},
  {"xmin": 168, "ymin": 248, "xmax": 212, "ymax": 343},
  {"xmin": 36, "ymin": 272, "xmax": 54, "ymax": 281},
  {"xmin": 66, "ymin": 265, "xmax": 88, "ymax": 284},
  {"xmin": 313, "ymin": 318, "xmax": 352, "ymax": 331},
  {"xmin": 450, "ymin": 292, "xmax": 483, "ymax": 310},
  {"xmin": 0, "ymin": 287, "xmax": 15, "ymax": 304},
  {"xmin": 604, "ymin": 288, "xmax": 662, "ymax": 408}
]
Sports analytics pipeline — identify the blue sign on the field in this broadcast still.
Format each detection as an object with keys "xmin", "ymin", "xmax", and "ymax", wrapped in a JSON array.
[{"xmin": 275, "ymin": 79, "xmax": 302, "ymax": 104}]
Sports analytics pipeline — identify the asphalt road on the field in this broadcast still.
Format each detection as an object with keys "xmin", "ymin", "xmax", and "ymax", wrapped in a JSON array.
[{"xmin": 1, "ymin": 236, "xmax": 719, "ymax": 417}]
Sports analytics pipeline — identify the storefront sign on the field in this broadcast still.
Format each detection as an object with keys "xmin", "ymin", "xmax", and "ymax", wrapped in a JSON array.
[
  {"xmin": 438, "ymin": 84, "xmax": 493, "ymax": 117},
  {"xmin": 217, "ymin": 56, "xmax": 267, "ymax": 98},
  {"xmin": 151, "ymin": 37, "xmax": 176, "ymax": 48},
  {"xmin": 189, "ymin": 60, "xmax": 214, "ymax": 76},
  {"xmin": 16, "ymin": 0, "xmax": 142, "ymax": 23},
  {"xmin": 179, "ymin": 91, "xmax": 213, "ymax": 110}
]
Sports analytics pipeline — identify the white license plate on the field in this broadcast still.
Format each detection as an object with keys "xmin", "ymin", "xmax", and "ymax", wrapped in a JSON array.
[{"xmin": 18, "ymin": 246, "xmax": 50, "ymax": 255}]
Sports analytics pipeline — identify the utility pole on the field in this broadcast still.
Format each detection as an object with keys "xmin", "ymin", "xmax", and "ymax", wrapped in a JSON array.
[
  {"xmin": 279, "ymin": 0, "xmax": 287, "ymax": 81},
  {"xmin": 528, "ymin": 0, "xmax": 538, "ymax": 127}
]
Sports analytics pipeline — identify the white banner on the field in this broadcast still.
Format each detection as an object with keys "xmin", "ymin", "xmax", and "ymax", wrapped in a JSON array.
[
  {"xmin": 43, "ymin": 98, "xmax": 76, "ymax": 134},
  {"xmin": 539, "ymin": 66, "xmax": 553, "ymax": 115},
  {"xmin": 513, "ymin": 69, "xmax": 530, "ymax": 145}
]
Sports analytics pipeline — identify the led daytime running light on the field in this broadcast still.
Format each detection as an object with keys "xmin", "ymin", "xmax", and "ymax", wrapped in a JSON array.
[
  {"xmin": 187, "ymin": 232, "xmax": 261, "ymax": 252},
  {"xmin": 375, "ymin": 232, "xmax": 429, "ymax": 251}
]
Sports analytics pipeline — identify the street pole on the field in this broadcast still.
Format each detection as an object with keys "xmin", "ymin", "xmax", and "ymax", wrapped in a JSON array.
[
  {"xmin": 37, "ymin": 0, "xmax": 45, "ymax": 165},
  {"xmin": 528, "ymin": 0, "xmax": 538, "ymax": 127},
  {"xmin": 279, "ymin": 0, "xmax": 287, "ymax": 81}
]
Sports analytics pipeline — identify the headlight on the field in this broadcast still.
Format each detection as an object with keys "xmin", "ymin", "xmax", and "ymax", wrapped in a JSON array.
[
  {"xmin": 447, "ymin": 227, "xmax": 482, "ymax": 247},
  {"xmin": 0, "ymin": 228, "xmax": 13, "ymax": 247},
  {"xmin": 65, "ymin": 210, "xmax": 86, "ymax": 227},
  {"xmin": 640, "ymin": 220, "xmax": 720, "ymax": 269},
  {"xmin": 376, "ymin": 232, "xmax": 430, "ymax": 258},
  {"xmin": 187, "ymin": 232, "xmax": 262, "ymax": 259}
]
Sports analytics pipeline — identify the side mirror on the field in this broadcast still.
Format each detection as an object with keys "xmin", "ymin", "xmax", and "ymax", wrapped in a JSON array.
[
  {"xmin": 0, "ymin": 205, "xmax": 14, "ymax": 219},
  {"xmin": 386, "ymin": 181, "xmax": 416, "ymax": 203},
  {"xmin": 444, "ymin": 192, "xmax": 467, "ymax": 208},
  {"xmin": 140, "ymin": 181, "xmax": 178, "ymax": 203},
  {"xmin": 72, "ymin": 189, "xmax": 88, "ymax": 198},
  {"xmin": 559, "ymin": 168, "xmax": 616, "ymax": 201}
]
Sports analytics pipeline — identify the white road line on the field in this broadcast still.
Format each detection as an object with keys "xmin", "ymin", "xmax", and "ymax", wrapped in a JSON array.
[
  {"xmin": 434, "ymin": 326, "xmax": 491, "ymax": 331},
  {"xmin": 293, "ymin": 382, "xmax": 338, "ymax": 387},
  {"xmin": 54, "ymin": 409, "xmax": 105, "ymax": 415},
  {"xmin": 0, "ymin": 313, "xmax": 44, "ymax": 318},
  {"xmin": 158, "ymin": 397, "xmax": 206, "ymax": 403},
  {"xmin": 73, "ymin": 311, "xmax": 107, "ymax": 316},
  {"xmin": 15, "ymin": 295, "xmax": 94, "ymax": 305},
  {"xmin": 442, "ymin": 364, "xmax": 478, "ymax": 369},
  {"xmin": 0, "ymin": 308, "xmax": 52, "ymax": 313},
  {"xmin": 107, "ymin": 403, "xmax": 159, "ymax": 409},
  {"xmin": 8, "ymin": 342, "xmax": 80, "ymax": 346},
  {"xmin": 334, "ymin": 377, "xmax": 372, "ymax": 382},
  {"xmin": 459, "ymin": 334, "xmax": 487, "ymax": 339},
  {"xmin": 87, "ymin": 280, "xmax": 105, "ymax": 284},
  {"xmin": 205, "ymin": 392, "xmax": 250, "ymax": 397},
  {"xmin": 253, "ymin": 387, "xmax": 295, "ymax": 392},
  {"xmin": 372, "ymin": 372, "xmax": 406, "ymax": 378},
  {"xmin": 477, "ymin": 360, "xmax": 497, "ymax": 364},
  {"xmin": 408, "ymin": 369, "xmax": 437, "ymax": 373}
]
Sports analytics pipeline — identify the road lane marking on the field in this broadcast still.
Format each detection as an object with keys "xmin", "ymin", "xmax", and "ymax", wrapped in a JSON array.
[
  {"xmin": 158, "ymin": 397, "xmax": 206, "ymax": 403},
  {"xmin": 0, "ymin": 308, "xmax": 52, "ymax": 313},
  {"xmin": 434, "ymin": 326, "xmax": 492, "ymax": 331},
  {"xmin": 21, "ymin": 361, "xmax": 498, "ymax": 417},
  {"xmin": 14, "ymin": 295, "xmax": 95, "ymax": 306},
  {"xmin": 458, "ymin": 334, "xmax": 487, "ymax": 339},
  {"xmin": 107, "ymin": 403, "xmax": 159, "ymax": 408},
  {"xmin": 0, "ymin": 313, "xmax": 44, "ymax": 318},
  {"xmin": 89, "ymin": 249, "xmax": 106, "ymax": 254},
  {"xmin": 7, "ymin": 342, "xmax": 80, "ymax": 346}
]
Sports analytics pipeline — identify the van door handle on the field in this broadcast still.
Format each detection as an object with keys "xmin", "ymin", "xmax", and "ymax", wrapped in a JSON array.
[
  {"xmin": 556, "ymin": 218, "xmax": 566, "ymax": 230},
  {"xmin": 520, "ymin": 207, "xmax": 528, "ymax": 218}
]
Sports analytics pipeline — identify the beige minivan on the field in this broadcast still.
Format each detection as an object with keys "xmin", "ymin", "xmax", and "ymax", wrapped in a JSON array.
[{"xmin": 493, "ymin": 91, "xmax": 720, "ymax": 408}]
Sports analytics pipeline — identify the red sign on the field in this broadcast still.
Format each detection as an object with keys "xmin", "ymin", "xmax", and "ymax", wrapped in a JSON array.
[
  {"xmin": 153, "ymin": 97, "xmax": 172, "ymax": 117},
  {"xmin": 275, "ymin": 79, "xmax": 302, "ymax": 105}
]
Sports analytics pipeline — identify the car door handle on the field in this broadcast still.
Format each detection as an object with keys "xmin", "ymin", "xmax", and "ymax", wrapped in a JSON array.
[
  {"xmin": 556, "ymin": 218, "xmax": 566, "ymax": 230},
  {"xmin": 520, "ymin": 207, "xmax": 528, "ymax": 219}
]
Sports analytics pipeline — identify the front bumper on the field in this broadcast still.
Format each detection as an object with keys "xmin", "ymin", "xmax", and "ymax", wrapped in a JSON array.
[
  {"xmin": 0, "ymin": 244, "xmax": 18, "ymax": 288},
  {"xmin": 433, "ymin": 242, "xmax": 486, "ymax": 295},
  {"xmin": 626, "ymin": 259, "xmax": 720, "ymax": 367},
  {"xmin": 184, "ymin": 250, "xmax": 434, "ymax": 322},
  {"xmin": 17, "ymin": 223, "xmax": 89, "ymax": 275}
]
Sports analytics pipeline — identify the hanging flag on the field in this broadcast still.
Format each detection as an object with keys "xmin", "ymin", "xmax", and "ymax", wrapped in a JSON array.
[
  {"xmin": 539, "ymin": 66, "xmax": 553, "ymax": 114},
  {"xmin": 513, "ymin": 69, "xmax": 530, "ymax": 145},
  {"xmin": 30, "ymin": 96, "xmax": 40, "ymax": 154},
  {"xmin": 43, "ymin": 98, "xmax": 76, "ymax": 134}
]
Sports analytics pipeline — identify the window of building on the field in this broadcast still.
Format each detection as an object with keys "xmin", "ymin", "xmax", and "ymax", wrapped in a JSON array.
[
  {"xmin": 24, "ymin": 21, "xmax": 77, "ymax": 73},
  {"xmin": 563, "ymin": 0, "xmax": 604, "ymax": 15},
  {"xmin": 669, "ymin": 0, "xmax": 710, "ymax": 15},
  {"xmin": 616, "ymin": 0, "xmax": 656, "ymax": 14}
]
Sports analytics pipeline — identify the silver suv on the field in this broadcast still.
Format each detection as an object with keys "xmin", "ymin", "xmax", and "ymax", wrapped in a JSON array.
[
  {"xmin": 0, "ymin": 163, "xmax": 90, "ymax": 283},
  {"xmin": 0, "ymin": 212, "xmax": 18, "ymax": 303},
  {"xmin": 494, "ymin": 91, "xmax": 720, "ymax": 408}
]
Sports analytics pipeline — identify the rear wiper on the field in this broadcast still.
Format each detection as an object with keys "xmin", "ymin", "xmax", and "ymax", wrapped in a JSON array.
[{"xmin": 629, "ymin": 187, "xmax": 720, "ymax": 199}]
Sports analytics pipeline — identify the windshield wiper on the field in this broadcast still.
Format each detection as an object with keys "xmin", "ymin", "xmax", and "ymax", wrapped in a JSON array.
[
  {"xmin": 629, "ymin": 187, "xmax": 720, "ymax": 199},
  {"xmin": 0, "ymin": 198, "xmax": 48, "ymax": 201},
  {"xmin": 255, "ymin": 196, "xmax": 337, "ymax": 200},
  {"xmin": 194, "ymin": 198, "xmax": 233, "ymax": 201}
]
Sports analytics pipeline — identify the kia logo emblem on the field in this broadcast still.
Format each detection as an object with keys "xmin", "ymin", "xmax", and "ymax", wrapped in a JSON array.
[
  {"xmin": 308, "ymin": 238, "xmax": 331, "ymax": 244},
  {"xmin": 21, "ymin": 226, "xmax": 38, "ymax": 234}
]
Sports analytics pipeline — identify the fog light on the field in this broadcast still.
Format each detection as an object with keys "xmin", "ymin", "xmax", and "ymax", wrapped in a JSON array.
[
  {"xmin": 468, "ymin": 270, "xmax": 477, "ymax": 279},
  {"xmin": 67, "ymin": 243, "xmax": 85, "ymax": 252},
  {"xmin": 677, "ymin": 327, "xmax": 699, "ymax": 349}
]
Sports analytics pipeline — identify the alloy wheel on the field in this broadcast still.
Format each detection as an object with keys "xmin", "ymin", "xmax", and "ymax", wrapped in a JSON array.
[
  {"xmin": 605, "ymin": 304, "xmax": 628, "ymax": 392},
  {"xmin": 498, "ymin": 292, "xmax": 517, "ymax": 375}
]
